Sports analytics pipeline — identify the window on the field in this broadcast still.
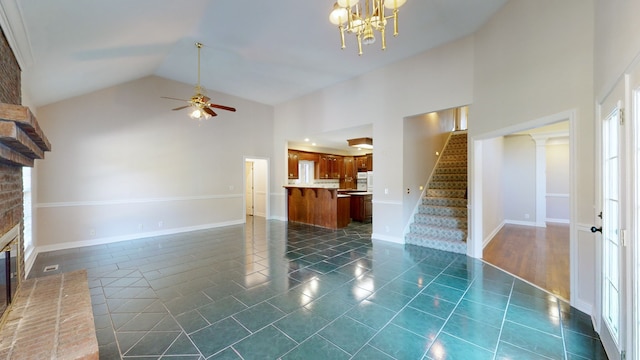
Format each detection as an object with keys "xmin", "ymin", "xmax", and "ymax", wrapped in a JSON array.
[
  {"xmin": 298, "ymin": 160, "xmax": 315, "ymax": 184},
  {"xmin": 22, "ymin": 167, "xmax": 32, "ymax": 249}
]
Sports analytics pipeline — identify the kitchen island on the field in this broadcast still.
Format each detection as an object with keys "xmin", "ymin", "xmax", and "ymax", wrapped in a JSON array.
[
  {"xmin": 347, "ymin": 192, "xmax": 372, "ymax": 222},
  {"xmin": 284, "ymin": 186, "xmax": 351, "ymax": 229}
]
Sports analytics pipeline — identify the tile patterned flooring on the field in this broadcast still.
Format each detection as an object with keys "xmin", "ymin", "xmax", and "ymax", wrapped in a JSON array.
[{"xmin": 30, "ymin": 217, "xmax": 608, "ymax": 359}]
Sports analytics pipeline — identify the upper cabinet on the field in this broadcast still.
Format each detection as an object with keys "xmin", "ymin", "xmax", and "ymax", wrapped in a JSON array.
[
  {"xmin": 356, "ymin": 154, "xmax": 373, "ymax": 171},
  {"xmin": 318, "ymin": 154, "xmax": 342, "ymax": 179},
  {"xmin": 341, "ymin": 156, "xmax": 356, "ymax": 189},
  {"xmin": 288, "ymin": 149, "xmax": 369, "ymax": 184},
  {"xmin": 288, "ymin": 150, "xmax": 299, "ymax": 179}
]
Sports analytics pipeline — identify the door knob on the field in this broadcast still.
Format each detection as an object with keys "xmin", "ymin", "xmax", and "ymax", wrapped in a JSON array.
[{"xmin": 591, "ymin": 226, "xmax": 602, "ymax": 233}]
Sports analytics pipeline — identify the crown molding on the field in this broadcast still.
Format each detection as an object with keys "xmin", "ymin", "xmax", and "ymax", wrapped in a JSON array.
[{"xmin": 0, "ymin": 0, "xmax": 33, "ymax": 69}]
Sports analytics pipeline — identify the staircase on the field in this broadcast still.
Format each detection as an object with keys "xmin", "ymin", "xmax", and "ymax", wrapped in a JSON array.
[{"xmin": 406, "ymin": 132, "xmax": 468, "ymax": 254}]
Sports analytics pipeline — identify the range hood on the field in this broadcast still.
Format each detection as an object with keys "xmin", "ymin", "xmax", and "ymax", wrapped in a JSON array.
[{"xmin": 347, "ymin": 137, "xmax": 373, "ymax": 150}]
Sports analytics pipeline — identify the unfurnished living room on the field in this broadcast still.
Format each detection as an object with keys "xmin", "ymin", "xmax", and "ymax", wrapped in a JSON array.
[{"xmin": 0, "ymin": 0, "xmax": 638, "ymax": 359}]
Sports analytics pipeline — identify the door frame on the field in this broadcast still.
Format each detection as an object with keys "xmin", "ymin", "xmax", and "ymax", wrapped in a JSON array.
[
  {"xmin": 468, "ymin": 109, "xmax": 579, "ymax": 306},
  {"xmin": 243, "ymin": 157, "xmax": 270, "ymax": 219},
  {"xmin": 594, "ymin": 83, "xmax": 630, "ymax": 360}
]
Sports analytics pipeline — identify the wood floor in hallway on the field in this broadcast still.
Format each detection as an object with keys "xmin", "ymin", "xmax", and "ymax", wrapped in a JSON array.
[{"xmin": 483, "ymin": 223, "xmax": 570, "ymax": 301}]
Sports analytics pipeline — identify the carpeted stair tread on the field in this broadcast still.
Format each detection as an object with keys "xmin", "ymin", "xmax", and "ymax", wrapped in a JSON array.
[
  {"xmin": 413, "ymin": 213, "xmax": 468, "ymax": 229},
  {"xmin": 408, "ymin": 223, "xmax": 467, "ymax": 241},
  {"xmin": 426, "ymin": 188, "xmax": 466, "ymax": 199},
  {"xmin": 405, "ymin": 233, "xmax": 466, "ymax": 254},
  {"xmin": 406, "ymin": 132, "xmax": 468, "ymax": 254},
  {"xmin": 428, "ymin": 181, "xmax": 467, "ymax": 189},
  {"xmin": 431, "ymin": 174, "xmax": 467, "ymax": 182},
  {"xmin": 423, "ymin": 197, "xmax": 467, "ymax": 207},
  {"xmin": 419, "ymin": 204, "xmax": 467, "ymax": 217}
]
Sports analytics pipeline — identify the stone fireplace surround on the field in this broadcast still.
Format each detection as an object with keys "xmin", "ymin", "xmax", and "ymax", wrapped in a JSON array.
[
  {"xmin": 0, "ymin": 26, "xmax": 97, "ymax": 359},
  {"xmin": 0, "ymin": 224, "xmax": 20, "ymax": 317}
]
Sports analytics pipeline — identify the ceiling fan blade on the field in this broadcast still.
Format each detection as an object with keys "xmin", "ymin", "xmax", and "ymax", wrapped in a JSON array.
[
  {"xmin": 208, "ymin": 103, "xmax": 237, "ymax": 112},
  {"xmin": 172, "ymin": 105, "xmax": 190, "ymax": 111},
  {"xmin": 204, "ymin": 107, "xmax": 217, "ymax": 117},
  {"xmin": 161, "ymin": 96, "xmax": 189, "ymax": 102}
]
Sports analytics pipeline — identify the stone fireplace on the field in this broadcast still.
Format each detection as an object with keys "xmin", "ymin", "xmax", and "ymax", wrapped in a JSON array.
[
  {"xmin": 0, "ymin": 27, "xmax": 51, "ymax": 323},
  {"xmin": 0, "ymin": 225, "xmax": 20, "ymax": 318},
  {"xmin": 0, "ymin": 24, "xmax": 97, "ymax": 360}
]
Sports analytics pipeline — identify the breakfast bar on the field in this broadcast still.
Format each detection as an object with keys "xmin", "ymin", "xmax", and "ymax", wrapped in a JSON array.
[{"xmin": 284, "ymin": 186, "xmax": 351, "ymax": 229}]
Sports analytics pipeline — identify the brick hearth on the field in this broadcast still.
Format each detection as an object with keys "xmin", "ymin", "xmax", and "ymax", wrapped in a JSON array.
[{"xmin": 0, "ymin": 270, "xmax": 98, "ymax": 359}]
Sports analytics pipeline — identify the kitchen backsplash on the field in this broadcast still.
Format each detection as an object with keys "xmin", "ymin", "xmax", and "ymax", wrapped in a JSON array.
[{"xmin": 287, "ymin": 179, "xmax": 340, "ymax": 188}]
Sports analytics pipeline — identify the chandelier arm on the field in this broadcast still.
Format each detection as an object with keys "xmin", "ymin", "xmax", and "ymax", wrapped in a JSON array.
[
  {"xmin": 339, "ymin": 25, "xmax": 346, "ymax": 49},
  {"xmin": 393, "ymin": 8, "xmax": 399, "ymax": 36}
]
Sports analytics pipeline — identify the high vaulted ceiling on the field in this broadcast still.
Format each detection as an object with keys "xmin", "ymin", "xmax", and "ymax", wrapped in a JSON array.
[{"xmin": 2, "ymin": 0, "xmax": 507, "ymax": 108}]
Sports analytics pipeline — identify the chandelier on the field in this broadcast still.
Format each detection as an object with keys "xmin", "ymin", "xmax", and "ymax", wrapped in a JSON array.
[{"xmin": 329, "ymin": 0, "xmax": 407, "ymax": 55}]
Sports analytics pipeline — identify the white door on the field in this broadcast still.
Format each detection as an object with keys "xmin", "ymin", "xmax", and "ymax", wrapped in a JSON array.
[
  {"xmin": 629, "ymin": 65, "xmax": 640, "ymax": 360},
  {"xmin": 596, "ymin": 81, "xmax": 627, "ymax": 360},
  {"xmin": 245, "ymin": 161, "xmax": 254, "ymax": 216}
]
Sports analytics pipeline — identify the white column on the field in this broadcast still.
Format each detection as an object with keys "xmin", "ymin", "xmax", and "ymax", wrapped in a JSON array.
[{"xmin": 531, "ymin": 135, "xmax": 548, "ymax": 228}]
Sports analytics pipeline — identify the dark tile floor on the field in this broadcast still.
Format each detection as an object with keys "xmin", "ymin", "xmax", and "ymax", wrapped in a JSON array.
[{"xmin": 30, "ymin": 217, "xmax": 608, "ymax": 359}]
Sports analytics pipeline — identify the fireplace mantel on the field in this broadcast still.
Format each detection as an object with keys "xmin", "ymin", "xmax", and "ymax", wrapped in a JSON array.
[{"xmin": 0, "ymin": 103, "xmax": 51, "ymax": 167}]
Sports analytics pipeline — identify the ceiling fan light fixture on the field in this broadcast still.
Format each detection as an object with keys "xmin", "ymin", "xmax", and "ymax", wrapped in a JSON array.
[
  {"xmin": 347, "ymin": 137, "xmax": 373, "ymax": 149},
  {"xmin": 161, "ymin": 41, "xmax": 236, "ymax": 120},
  {"xmin": 189, "ymin": 105, "xmax": 210, "ymax": 120}
]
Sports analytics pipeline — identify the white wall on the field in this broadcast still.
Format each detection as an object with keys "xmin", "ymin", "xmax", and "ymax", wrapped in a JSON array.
[
  {"xmin": 502, "ymin": 135, "xmax": 536, "ymax": 224},
  {"xmin": 481, "ymin": 137, "xmax": 505, "ymax": 242},
  {"xmin": 470, "ymin": 0, "xmax": 595, "ymax": 312},
  {"xmin": 594, "ymin": 0, "xmax": 640, "ymax": 99},
  {"xmin": 274, "ymin": 36, "xmax": 475, "ymax": 243},
  {"xmin": 402, "ymin": 110, "xmax": 455, "ymax": 227},
  {"xmin": 34, "ymin": 75, "xmax": 274, "ymax": 251}
]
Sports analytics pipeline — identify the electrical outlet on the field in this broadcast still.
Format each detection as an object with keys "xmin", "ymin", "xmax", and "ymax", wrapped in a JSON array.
[
  {"xmin": 89, "ymin": 229, "xmax": 95, "ymax": 236},
  {"xmin": 158, "ymin": 221, "xmax": 163, "ymax": 228},
  {"xmin": 384, "ymin": 188, "xmax": 389, "ymax": 195},
  {"xmin": 524, "ymin": 214, "xmax": 530, "ymax": 219},
  {"xmin": 138, "ymin": 223, "xmax": 144, "ymax": 230}
]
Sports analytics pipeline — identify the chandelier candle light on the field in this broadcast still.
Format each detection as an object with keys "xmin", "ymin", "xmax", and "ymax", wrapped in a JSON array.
[{"xmin": 329, "ymin": 0, "xmax": 407, "ymax": 55}]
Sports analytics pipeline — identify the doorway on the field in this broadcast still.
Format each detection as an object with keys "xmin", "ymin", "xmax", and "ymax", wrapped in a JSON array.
[
  {"xmin": 244, "ymin": 158, "xmax": 269, "ymax": 218},
  {"xmin": 482, "ymin": 123, "xmax": 571, "ymax": 300},
  {"xmin": 469, "ymin": 110, "xmax": 577, "ymax": 306}
]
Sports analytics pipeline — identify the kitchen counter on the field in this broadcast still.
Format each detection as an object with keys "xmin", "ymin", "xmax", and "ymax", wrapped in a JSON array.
[{"xmin": 284, "ymin": 186, "xmax": 351, "ymax": 229}]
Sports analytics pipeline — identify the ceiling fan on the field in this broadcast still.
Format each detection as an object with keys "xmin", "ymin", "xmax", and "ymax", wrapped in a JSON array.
[{"xmin": 162, "ymin": 42, "xmax": 236, "ymax": 119}]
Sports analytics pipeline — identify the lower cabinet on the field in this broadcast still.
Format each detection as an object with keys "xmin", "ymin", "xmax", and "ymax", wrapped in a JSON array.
[{"xmin": 350, "ymin": 194, "xmax": 372, "ymax": 222}]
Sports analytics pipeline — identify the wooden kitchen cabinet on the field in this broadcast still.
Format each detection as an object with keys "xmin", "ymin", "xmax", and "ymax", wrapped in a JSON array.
[
  {"xmin": 356, "ymin": 156, "xmax": 367, "ymax": 171},
  {"xmin": 350, "ymin": 193, "xmax": 372, "ymax": 222},
  {"xmin": 318, "ymin": 154, "xmax": 342, "ymax": 179},
  {"xmin": 288, "ymin": 150, "xmax": 299, "ymax": 179},
  {"xmin": 356, "ymin": 154, "xmax": 372, "ymax": 171},
  {"xmin": 340, "ymin": 156, "xmax": 356, "ymax": 189}
]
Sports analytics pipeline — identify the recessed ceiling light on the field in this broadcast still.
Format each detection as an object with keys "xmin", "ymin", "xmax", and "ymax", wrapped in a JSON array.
[{"xmin": 304, "ymin": 138, "xmax": 310, "ymax": 142}]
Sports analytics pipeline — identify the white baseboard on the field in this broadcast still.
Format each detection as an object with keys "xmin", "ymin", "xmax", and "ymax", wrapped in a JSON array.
[
  {"xmin": 371, "ymin": 233, "xmax": 404, "ymax": 244},
  {"xmin": 482, "ymin": 221, "xmax": 505, "ymax": 248},
  {"xmin": 24, "ymin": 245, "xmax": 37, "ymax": 278},
  {"xmin": 546, "ymin": 218, "xmax": 570, "ymax": 224},
  {"xmin": 36, "ymin": 219, "xmax": 245, "ymax": 254},
  {"xmin": 504, "ymin": 219, "xmax": 539, "ymax": 227},
  {"xmin": 572, "ymin": 298, "xmax": 594, "ymax": 320}
]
